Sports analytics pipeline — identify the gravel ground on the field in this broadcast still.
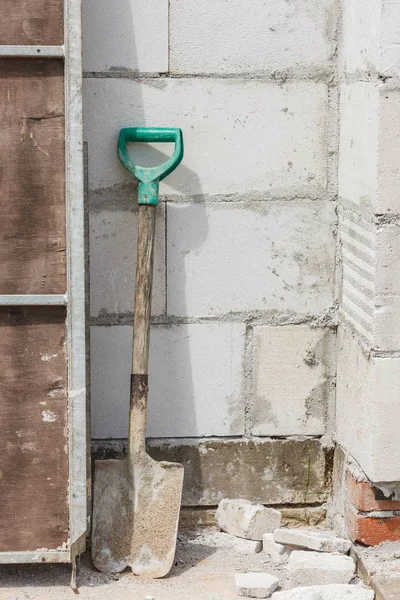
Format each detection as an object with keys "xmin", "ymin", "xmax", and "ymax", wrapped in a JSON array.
[{"xmin": 0, "ymin": 528, "xmax": 292, "ymax": 600}]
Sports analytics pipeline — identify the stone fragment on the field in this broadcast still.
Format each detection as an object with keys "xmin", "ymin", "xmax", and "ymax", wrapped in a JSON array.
[
  {"xmin": 271, "ymin": 584, "xmax": 375, "ymax": 599},
  {"xmin": 216, "ymin": 499, "xmax": 282, "ymax": 541},
  {"xmin": 263, "ymin": 533, "xmax": 293, "ymax": 563},
  {"xmin": 273, "ymin": 528, "xmax": 351, "ymax": 554},
  {"xmin": 236, "ymin": 573, "xmax": 279, "ymax": 598},
  {"xmin": 288, "ymin": 551, "xmax": 356, "ymax": 587}
]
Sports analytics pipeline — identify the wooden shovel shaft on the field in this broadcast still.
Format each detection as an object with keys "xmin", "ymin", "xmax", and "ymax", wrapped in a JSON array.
[{"xmin": 129, "ymin": 205, "xmax": 156, "ymax": 455}]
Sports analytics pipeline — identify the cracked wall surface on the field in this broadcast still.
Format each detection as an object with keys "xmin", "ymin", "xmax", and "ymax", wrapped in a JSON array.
[{"xmin": 83, "ymin": 0, "xmax": 340, "ymax": 504}]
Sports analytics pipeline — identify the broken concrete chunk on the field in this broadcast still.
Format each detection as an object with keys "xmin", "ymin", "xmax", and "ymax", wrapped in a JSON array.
[
  {"xmin": 288, "ymin": 551, "xmax": 356, "ymax": 587},
  {"xmin": 216, "ymin": 499, "xmax": 282, "ymax": 540},
  {"xmin": 236, "ymin": 572, "xmax": 279, "ymax": 598},
  {"xmin": 263, "ymin": 533, "xmax": 292, "ymax": 563},
  {"xmin": 271, "ymin": 584, "xmax": 375, "ymax": 599},
  {"xmin": 235, "ymin": 537, "xmax": 263, "ymax": 553},
  {"xmin": 273, "ymin": 528, "xmax": 351, "ymax": 554}
]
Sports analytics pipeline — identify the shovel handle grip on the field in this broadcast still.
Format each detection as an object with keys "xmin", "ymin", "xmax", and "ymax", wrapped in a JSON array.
[{"xmin": 117, "ymin": 127, "xmax": 184, "ymax": 205}]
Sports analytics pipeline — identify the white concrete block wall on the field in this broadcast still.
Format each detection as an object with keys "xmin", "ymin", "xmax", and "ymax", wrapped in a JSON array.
[
  {"xmin": 83, "ymin": 0, "xmax": 339, "ymax": 458},
  {"xmin": 336, "ymin": 0, "xmax": 400, "ymax": 483},
  {"xmin": 170, "ymin": 0, "xmax": 339, "ymax": 76},
  {"xmin": 83, "ymin": 78, "xmax": 329, "ymax": 199},
  {"xmin": 91, "ymin": 323, "xmax": 245, "ymax": 439}
]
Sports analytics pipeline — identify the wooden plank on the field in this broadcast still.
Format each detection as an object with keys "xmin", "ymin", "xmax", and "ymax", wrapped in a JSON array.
[
  {"xmin": 0, "ymin": 307, "xmax": 68, "ymax": 552},
  {"xmin": 0, "ymin": 1, "xmax": 63, "ymax": 46},
  {"xmin": 0, "ymin": 59, "xmax": 65, "ymax": 295}
]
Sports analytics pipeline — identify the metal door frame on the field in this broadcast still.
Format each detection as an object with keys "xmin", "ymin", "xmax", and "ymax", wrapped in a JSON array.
[{"xmin": 0, "ymin": 0, "xmax": 86, "ymax": 563}]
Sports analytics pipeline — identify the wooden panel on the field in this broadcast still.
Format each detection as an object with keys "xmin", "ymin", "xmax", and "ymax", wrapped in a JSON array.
[
  {"xmin": 0, "ymin": 59, "xmax": 65, "ymax": 295},
  {"xmin": 0, "ymin": 307, "xmax": 68, "ymax": 551},
  {"xmin": 0, "ymin": 1, "xmax": 63, "ymax": 46}
]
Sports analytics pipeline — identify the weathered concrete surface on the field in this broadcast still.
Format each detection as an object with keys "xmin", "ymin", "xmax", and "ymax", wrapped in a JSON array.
[
  {"xmin": 263, "ymin": 533, "xmax": 293, "ymax": 563},
  {"xmin": 272, "ymin": 585, "xmax": 374, "ymax": 599},
  {"xmin": 89, "ymin": 205, "xmax": 166, "ymax": 318},
  {"xmin": 353, "ymin": 542, "xmax": 400, "ymax": 600},
  {"xmin": 170, "ymin": 0, "xmax": 338, "ymax": 76},
  {"xmin": 336, "ymin": 326, "xmax": 400, "ymax": 482},
  {"xmin": 110, "ymin": 438, "xmax": 332, "ymax": 506},
  {"xmin": 216, "ymin": 499, "xmax": 281, "ymax": 541},
  {"xmin": 288, "ymin": 551, "xmax": 356, "ymax": 586},
  {"xmin": 250, "ymin": 326, "xmax": 336, "ymax": 436},
  {"xmin": 83, "ymin": 78, "xmax": 329, "ymax": 197},
  {"xmin": 273, "ymin": 528, "xmax": 351, "ymax": 554},
  {"xmin": 167, "ymin": 202, "xmax": 336, "ymax": 318},
  {"xmin": 83, "ymin": 0, "xmax": 168, "ymax": 73},
  {"xmin": 90, "ymin": 323, "xmax": 245, "ymax": 439},
  {"xmin": 236, "ymin": 572, "xmax": 279, "ymax": 598}
]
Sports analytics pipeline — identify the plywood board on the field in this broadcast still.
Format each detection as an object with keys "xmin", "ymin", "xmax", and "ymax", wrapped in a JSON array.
[
  {"xmin": 0, "ymin": 1, "xmax": 63, "ymax": 46},
  {"xmin": 0, "ymin": 307, "xmax": 68, "ymax": 552},
  {"xmin": 0, "ymin": 59, "xmax": 66, "ymax": 295}
]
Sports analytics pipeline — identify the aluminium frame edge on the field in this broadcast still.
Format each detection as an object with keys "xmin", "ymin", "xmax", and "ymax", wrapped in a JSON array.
[{"xmin": 65, "ymin": 0, "xmax": 87, "ymax": 558}]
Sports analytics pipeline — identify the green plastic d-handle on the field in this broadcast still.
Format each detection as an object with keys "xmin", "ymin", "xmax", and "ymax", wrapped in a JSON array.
[{"xmin": 117, "ymin": 127, "xmax": 184, "ymax": 206}]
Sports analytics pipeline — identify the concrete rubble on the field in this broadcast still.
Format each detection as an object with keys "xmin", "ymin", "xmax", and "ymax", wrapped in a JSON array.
[
  {"xmin": 216, "ymin": 499, "xmax": 282, "ymax": 541},
  {"xmin": 288, "ymin": 550, "xmax": 356, "ymax": 586},
  {"xmin": 271, "ymin": 584, "xmax": 375, "ymax": 599},
  {"xmin": 263, "ymin": 533, "xmax": 293, "ymax": 563},
  {"xmin": 235, "ymin": 572, "xmax": 279, "ymax": 598},
  {"xmin": 273, "ymin": 528, "xmax": 352, "ymax": 554}
]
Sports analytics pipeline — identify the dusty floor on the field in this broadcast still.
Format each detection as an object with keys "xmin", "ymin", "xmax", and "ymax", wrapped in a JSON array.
[{"xmin": 0, "ymin": 528, "xmax": 293, "ymax": 600}]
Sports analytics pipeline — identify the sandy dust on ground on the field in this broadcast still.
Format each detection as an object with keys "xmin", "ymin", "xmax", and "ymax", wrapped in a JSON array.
[{"xmin": 0, "ymin": 528, "xmax": 292, "ymax": 600}]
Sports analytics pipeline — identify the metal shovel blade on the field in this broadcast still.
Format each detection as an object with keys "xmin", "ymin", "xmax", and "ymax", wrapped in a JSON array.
[{"xmin": 92, "ymin": 454, "xmax": 184, "ymax": 578}]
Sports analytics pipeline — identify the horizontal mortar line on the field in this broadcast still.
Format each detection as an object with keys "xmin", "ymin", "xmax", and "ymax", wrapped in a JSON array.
[
  {"xmin": 0, "ymin": 45, "xmax": 64, "ymax": 57},
  {"xmin": 372, "ymin": 349, "xmax": 400, "ymax": 358},
  {"xmin": 83, "ymin": 70, "xmax": 336, "ymax": 83},
  {"xmin": 90, "ymin": 312, "xmax": 337, "ymax": 327},
  {"xmin": 92, "ymin": 434, "xmax": 324, "ymax": 444}
]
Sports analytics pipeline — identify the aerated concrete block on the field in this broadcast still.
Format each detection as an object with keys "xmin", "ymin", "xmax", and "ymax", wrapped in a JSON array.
[
  {"xmin": 170, "ymin": 0, "xmax": 338, "ymax": 75},
  {"xmin": 216, "ymin": 499, "xmax": 282, "ymax": 541},
  {"xmin": 83, "ymin": 0, "xmax": 168, "ymax": 73},
  {"xmin": 339, "ymin": 83, "xmax": 400, "ymax": 213},
  {"xmin": 263, "ymin": 533, "xmax": 292, "ymax": 563},
  {"xmin": 288, "ymin": 551, "xmax": 356, "ymax": 587},
  {"xmin": 236, "ymin": 572, "xmax": 279, "ymax": 598},
  {"xmin": 250, "ymin": 326, "xmax": 336, "ymax": 436},
  {"xmin": 89, "ymin": 207, "xmax": 165, "ymax": 318},
  {"xmin": 336, "ymin": 326, "xmax": 400, "ymax": 482},
  {"xmin": 167, "ymin": 203, "xmax": 336, "ymax": 318},
  {"xmin": 90, "ymin": 323, "xmax": 245, "ymax": 439},
  {"xmin": 273, "ymin": 528, "xmax": 351, "ymax": 554},
  {"xmin": 84, "ymin": 78, "xmax": 328, "ymax": 198},
  {"xmin": 272, "ymin": 585, "xmax": 375, "ymax": 599}
]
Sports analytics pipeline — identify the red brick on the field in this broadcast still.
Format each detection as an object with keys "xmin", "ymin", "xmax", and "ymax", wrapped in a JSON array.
[
  {"xmin": 347, "ymin": 471, "xmax": 400, "ymax": 512},
  {"xmin": 347, "ymin": 505, "xmax": 400, "ymax": 546}
]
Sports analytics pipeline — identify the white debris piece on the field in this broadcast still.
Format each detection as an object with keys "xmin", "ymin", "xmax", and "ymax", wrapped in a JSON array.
[
  {"xmin": 288, "ymin": 551, "xmax": 356, "ymax": 587},
  {"xmin": 273, "ymin": 528, "xmax": 351, "ymax": 554},
  {"xmin": 236, "ymin": 573, "xmax": 279, "ymax": 598},
  {"xmin": 216, "ymin": 499, "xmax": 282, "ymax": 541},
  {"xmin": 271, "ymin": 584, "xmax": 375, "ymax": 599},
  {"xmin": 263, "ymin": 533, "xmax": 293, "ymax": 563}
]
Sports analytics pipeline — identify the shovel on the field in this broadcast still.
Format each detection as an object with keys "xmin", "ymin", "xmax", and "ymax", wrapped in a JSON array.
[{"xmin": 92, "ymin": 127, "xmax": 184, "ymax": 578}]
